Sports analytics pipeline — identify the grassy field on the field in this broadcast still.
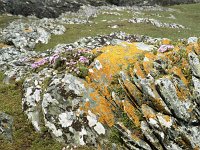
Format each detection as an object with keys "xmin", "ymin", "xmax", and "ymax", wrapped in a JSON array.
[
  {"xmin": 0, "ymin": 4, "xmax": 199, "ymax": 51},
  {"xmin": 0, "ymin": 3, "xmax": 199, "ymax": 150},
  {"xmin": 34, "ymin": 3, "xmax": 200, "ymax": 51}
]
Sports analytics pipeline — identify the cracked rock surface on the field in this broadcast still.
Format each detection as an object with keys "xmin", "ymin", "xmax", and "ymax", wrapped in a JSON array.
[{"xmin": 19, "ymin": 34, "xmax": 200, "ymax": 149}]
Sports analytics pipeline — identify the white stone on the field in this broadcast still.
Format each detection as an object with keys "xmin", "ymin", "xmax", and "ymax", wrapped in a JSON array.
[
  {"xmin": 143, "ymin": 57, "xmax": 149, "ymax": 62},
  {"xmin": 34, "ymin": 89, "xmax": 41, "ymax": 102},
  {"xmin": 79, "ymin": 127, "xmax": 87, "ymax": 145},
  {"xmin": 59, "ymin": 112, "xmax": 74, "ymax": 128},
  {"xmin": 188, "ymin": 37, "xmax": 198, "ymax": 44},
  {"xmin": 94, "ymin": 60, "xmax": 102, "ymax": 70},
  {"xmin": 87, "ymin": 110, "xmax": 97, "ymax": 127},
  {"xmin": 94, "ymin": 122, "xmax": 105, "ymax": 135},
  {"xmin": 149, "ymin": 118, "xmax": 158, "ymax": 125},
  {"xmin": 89, "ymin": 69, "xmax": 94, "ymax": 73},
  {"xmin": 157, "ymin": 114, "xmax": 173, "ymax": 128},
  {"xmin": 46, "ymin": 121, "xmax": 63, "ymax": 137},
  {"xmin": 26, "ymin": 87, "xmax": 32, "ymax": 97},
  {"xmin": 136, "ymin": 42, "xmax": 155, "ymax": 51}
]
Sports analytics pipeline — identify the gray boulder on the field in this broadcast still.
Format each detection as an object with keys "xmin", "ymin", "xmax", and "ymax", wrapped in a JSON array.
[{"xmin": 0, "ymin": 112, "xmax": 13, "ymax": 141}]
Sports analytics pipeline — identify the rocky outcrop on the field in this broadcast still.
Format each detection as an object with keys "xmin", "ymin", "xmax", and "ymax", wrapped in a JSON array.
[
  {"xmin": 0, "ymin": 0, "xmax": 107, "ymax": 18},
  {"xmin": 20, "ymin": 34, "xmax": 200, "ymax": 149},
  {"xmin": 0, "ymin": 112, "xmax": 13, "ymax": 141},
  {"xmin": 129, "ymin": 18, "xmax": 186, "ymax": 29},
  {"xmin": 1, "ymin": 19, "xmax": 65, "ymax": 50}
]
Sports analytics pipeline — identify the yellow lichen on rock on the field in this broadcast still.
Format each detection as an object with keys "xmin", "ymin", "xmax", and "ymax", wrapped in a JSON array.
[
  {"xmin": 89, "ymin": 90, "xmax": 115, "ymax": 127},
  {"xmin": 85, "ymin": 42, "xmax": 148, "ymax": 128},
  {"xmin": 186, "ymin": 43, "xmax": 200, "ymax": 54},
  {"xmin": 162, "ymin": 38, "xmax": 171, "ymax": 45},
  {"xmin": 170, "ymin": 67, "xmax": 188, "ymax": 86},
  {"xmin": 90, "ymin": 42, "xmax": 143, "ymax": 84},
  {"xmin": 123, "ymin": 100, "xmax": 140, "ymax": 127}
]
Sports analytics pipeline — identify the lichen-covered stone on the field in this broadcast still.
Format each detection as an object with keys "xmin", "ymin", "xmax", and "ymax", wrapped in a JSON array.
[
  {"xmin": 0, "ymin": 112, "xmax": 13, "ymax": 141},
  {"xmin": 188, "ymin": 52, "xmax": 200, "ymax": 77},
  {"xmin": 21, "ymin": 36, "xmax": 200, "ymax": 148}
]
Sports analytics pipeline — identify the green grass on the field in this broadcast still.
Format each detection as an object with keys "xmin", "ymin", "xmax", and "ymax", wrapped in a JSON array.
[
  {"xmin": 34, "ymin": 3, "xmax": 200, "ymax": 51},
  {"xmin": 0, "ymin": 15, "xmax": 19, "ymax": 28}
]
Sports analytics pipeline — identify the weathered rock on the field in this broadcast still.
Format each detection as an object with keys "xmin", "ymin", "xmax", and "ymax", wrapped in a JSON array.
[
  {"xmin": 0, "ymin": 0, "xmax": 107, "ymax": 18},
  {"xmin": 155, "ymin": 78, "xmax": 192, "ymax": 122},
  {"xmin": 1, "ymin": 19, "xmax": 65, "ymax": 50},
  {"xmin": 0, "ymin": 112, "xmax": 13, "ymax": 141},
  {"xmin": 129, "ymin": 18, "xmax": 186, "ymax": 29},
  {"xmin": 3, "ymin": 31, "xmax": 199, "ymax": 149},
  {"xmin": 192, "ymin": 76, "xmax": 200, "ymax": 105},
  {"xmin": 188, "ymin": 52, "xmax": 200, "ymax": 77},
  {"xmin": 23, "ymin": 71, "xmax": 108, "ymax": 146}
]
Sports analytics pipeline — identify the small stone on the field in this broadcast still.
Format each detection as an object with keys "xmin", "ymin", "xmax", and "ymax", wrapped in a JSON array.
[{"xmin": 0, "ymin": 112, "xmax": 13, "ymax": 141}]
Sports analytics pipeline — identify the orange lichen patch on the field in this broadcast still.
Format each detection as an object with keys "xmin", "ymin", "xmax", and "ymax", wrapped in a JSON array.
[
  {"xmin": 162, "ymin": 38, "xmax": 171, "ymax": 45},
  {"xmin": 170, "ymin": 67, "xmax": 188, "ymax": 86},
  {"xmin": 0, "ymin": 43, "xmax": 10, "ymax": 48},
  {"xmin": 168, "ymin": 67, "xmax": 190, "ymax": 101},
  {"xmin": 142, "ymin": 104, "xmax": 156, "ymax": 119},
  {"xmin": 123, "ymin": 80, "xmax": 143, "ymax": 107},
  {"xmin": 163, "ymin": 115, "xmax": 171, "ymax": 122},
  {"xmin": 181, "ymin": 58, "xmax": 189, "ymax": 68},
  {"xmin": 145, "ymin": 53, "xmax": 156, "ymax": 60},
  {"xmin": 143, "ymin": 61, "xmax": 153, "ymax": 75},
  {"xmin": 173, "ymin": 45, "xmax": 180, "ymax": 52},
  {"xmin": 186, "ymin": 43, "xmax": 200, "ymax": 54},
  {"xmin": 175, "ymin": 85, "xmax": 189, "ymax": 101},
  {"xmin": 193, "ymin": 43, "xmax": 200, "ymax": 55},
  {"xmin": 23, "ymin": 28, "xmax": 33, "ymax": 33},
  {"xmin": 89, "ymin": 42, "xmax": 143, "ymax": 84},
  {"xmin": 128, "ymin": 67, "xmax": 135, "ymax": 78},
  {"xmin": 147, "ymin": 84, "xmax": 171, "ymax": 114},
  {"xmin": 89, "ymin": 90, "xmax": 115, "ymax": 127},
  {"xmin": 85, "ymin": 76, "xmax": 91, "ymax": 84},
  {"xmin": 84, "ymin": 101, "xmax": 90, "ymax": 108},
  {"xmin": 123, "ymin": 100, "xmax": 140, "ymax": 127},
  {"xmin": 164, "ymin": 51, "xmax": 181, "ymax": 64},
  {"xmin": 134, "ymin": 62, "xmax": 146, "ymax": 79}
]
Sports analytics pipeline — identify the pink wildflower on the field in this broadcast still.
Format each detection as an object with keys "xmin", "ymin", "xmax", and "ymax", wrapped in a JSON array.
[
  {"xmin": 158, "ymin": 45, "xmax": 174, "ymax": 53},
  {"xmin": 79, "ymin": 56, "xmax": 89, "ymax": 63}
]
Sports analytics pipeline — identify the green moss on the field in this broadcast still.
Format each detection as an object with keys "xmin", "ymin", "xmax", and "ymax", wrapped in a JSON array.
[
  {"xmin": 120, "ymin": 112, "xmax": 136, "ymax": 129},
  {"xmin": 77, "ymin": 65, "xmax": 89, "ymax": 78},
  {"xmin": 0, "ymin": 15, "xmax": 19, "ymax": 29},
  {"xmin": 109, "ymin": 127, "xmax": 123, "ymax": 144}
]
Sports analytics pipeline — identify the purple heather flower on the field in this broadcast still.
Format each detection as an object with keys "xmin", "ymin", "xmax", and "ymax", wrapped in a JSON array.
[
  {"xmin": 79, "ymin": 56, "xmax": 89, "ymax": 63},
  {"xmin": 49, "ymin": 54, "xmax": 59, "ymax": 64},
  {"xmin": 158, "ymin": 45, "xmax": 174, "ymax": 53},
  {"xmin": 31, "ymin": 63, "xmax": 38, "ymax": 68},
  {"xmin": 31, "ymin": 58, "xmax": 48, "ymax": 69}
]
